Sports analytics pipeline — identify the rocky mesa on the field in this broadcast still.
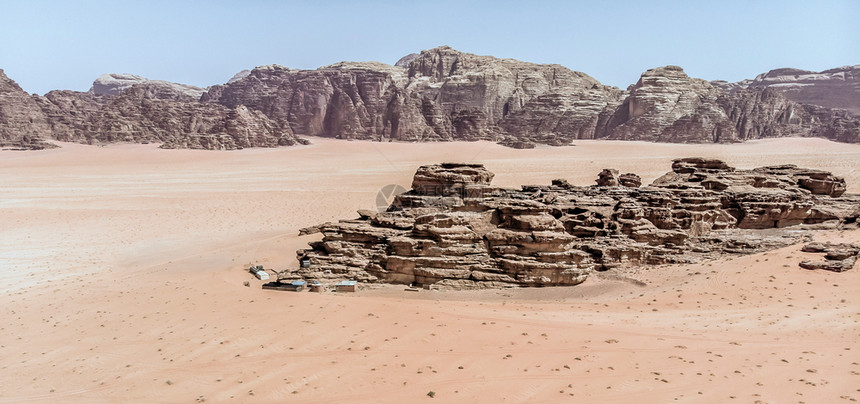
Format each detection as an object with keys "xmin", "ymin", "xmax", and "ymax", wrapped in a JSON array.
[{"xmin": 282, "ymin": 159, "xmax": 859, "ymax": 289}]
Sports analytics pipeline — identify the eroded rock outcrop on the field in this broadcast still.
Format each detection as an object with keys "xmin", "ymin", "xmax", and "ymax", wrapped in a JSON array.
[
  {"xmin": 0, "ymin": 69, "xmax": 55, "ymax": 150},
  {"xmin": 799, "ymin": 242, "xmax": 858, "ymax": 272},
  {"xmin": 716, "ymin": 66, "xmax": 860, "ymax": 116},
  {"xmin": 285, "ymin": 159, "xmax": 859, "ymax": 289},
  {"xmin": 602, "ymin": 66, "xmax": 737, "ymax": 143}
]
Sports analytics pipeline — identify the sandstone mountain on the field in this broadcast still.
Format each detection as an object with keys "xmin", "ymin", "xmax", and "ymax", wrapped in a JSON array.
[
  {"xmin": 2, "ymin": 47, "xmax": 858, "ymax": 150},
  {"xmin": 0, "ymin": 69, "xmax": 56, "ymax": 150},
  {"xmin": 714, "ymin": 65, "xmax": 860, "ymax": 116},
  {"xmin": 1, "ymin": 69, "xmax": 306, "ymax": 150},
  {"xmin": 285, "ymin": 159, "xmax": 858, "ymax": 289}
]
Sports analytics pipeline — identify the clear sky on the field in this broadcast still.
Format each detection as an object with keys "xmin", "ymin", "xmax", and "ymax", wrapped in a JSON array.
[{"xmin": 1, "ymin": 0, "xmax": 857, "ymax": 95}]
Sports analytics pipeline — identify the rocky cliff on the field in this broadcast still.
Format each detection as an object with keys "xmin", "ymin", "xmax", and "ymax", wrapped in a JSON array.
[
  {"xmin": 715, "ymin": 66, "xmax": 860, "ymax": 116},
  {"xmin": 205, "ymin": 47, "xmax": 858, "ymax": 147},
  {"xmin": 285, "ymin": 160, "xmax": 858, "ymax": 289},
  {"xmin": 2, "ymin": 47, "xmax": 859, "ymax": 150},
  {"xmin": 0, "ymin": 69, "xmax": 56, "ymax": 149},
  {"xmin": 0, "ymin": 69, "xmax": 306, "ymax": 150},
  {"xmin": 38, "ymin": 86, "xmax": 305, "ymax": 149}
]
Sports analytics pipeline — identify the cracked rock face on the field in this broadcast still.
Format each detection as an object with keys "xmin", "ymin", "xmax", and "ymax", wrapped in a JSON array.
[{"xmin": 285, "ymin": 159, "xmax": 859, "ymax": 289}]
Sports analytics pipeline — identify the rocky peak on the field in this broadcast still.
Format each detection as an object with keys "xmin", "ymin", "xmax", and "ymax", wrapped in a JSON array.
[
  {"xmin": 0, "ymin": 69, "xmax": 55, "ymax": 149},
  {"xmin": 604, "ymin": 65, "xmax": 735, "ymax": 142},
  {"xmin": 1, "ymin": 69, "xmax": 24, "ymax": 93},
  {"xmin": 3, "ymin": 50, "xmax": 860, "ymax": 150},
  {"xmin": 226, "ymin": 69, "xmax": 251, "ymax": 84},
  {"xmin": 627, "ymin": 66, "xmax": 717, "ymax": 117},
  {"xmin": 671, "ymin": 157, "xmax": 734, "ymax": 174},
  {"xmin": 408, "ymin": 46, "xmax": 604, "ymax": 91},
  {"xmin": 90, "ymin": 73, "xmax": 206, "ymax": 101},
  {"xmin": 394, "ymin": 53, "xmax": 419, "ymax": 68}
]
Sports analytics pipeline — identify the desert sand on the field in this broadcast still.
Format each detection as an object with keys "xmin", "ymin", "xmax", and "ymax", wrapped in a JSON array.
[{"xmin": 1, "ymin": 137, "xmax": 858, "ymax": 403}]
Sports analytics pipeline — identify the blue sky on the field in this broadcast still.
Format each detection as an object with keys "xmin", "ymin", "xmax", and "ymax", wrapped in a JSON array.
[{"xmin": 1, "ymin": 0, "xmax": 857, "ymax": 95}]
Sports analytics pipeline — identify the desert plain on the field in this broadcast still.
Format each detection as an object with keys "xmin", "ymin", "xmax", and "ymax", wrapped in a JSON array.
[{"xmin": 1, "ymin": 137, "xmax": 858, "ymax": 403}]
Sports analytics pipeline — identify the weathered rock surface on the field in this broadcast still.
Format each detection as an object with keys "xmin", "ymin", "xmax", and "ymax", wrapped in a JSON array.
[
  {"xmin": 602, "ymin": 66, "xmax": 736, "ymax": 142},
  {"xmin": 90, "ymin": 73, "xmax": 206, "ymax": 100},
  {"xmin": 394, "ymin": 53, "xmax": 419, "ymax": 68},
  {"xmin": 595, "ymin": 169, "xmax": 641, "ymax": 188},
  {"xmin": 605, "ymin": 66, "xmax": 860, "ymax": 143},
  {"xmin": 0, "ymin": 69, "xmax": 307, "ymax": 150},
  {"xmin": 284, "ymin": 159, "xmax": 859, "ymax": 289},
  {"xmin": 205, "ymin": 48, "xmax": 859, "ymax": 146},
  {"xmin": 2, "ymin": 47, "xmax": 859, "ymax": 149},
  {"xmin": 716, "ymin": 66, "xmax": 860, "ymax": 116},
  {"xmin": 39, "ymin": 86, "xmax": 305, "ymax": 150},
  {"xmin": 226, "ymin": 70, "xmax": 251, "ymax": 84},
  {"xmin": 798, "ymin": 241, "xmax": 859, "ymax": 272},
  {"xmin": 0, "ymin": 69, "xmax": 56, "ymax": 149}
]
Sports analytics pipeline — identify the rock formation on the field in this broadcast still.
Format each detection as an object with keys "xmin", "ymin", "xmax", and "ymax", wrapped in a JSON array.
[
  {"xmin": 205, "ymin": 47, "xmax": 858, "ymax": 146},
  {"xmin": 394, "ymin": 53, "xmax": 419, "ymax": 68},
  {"xmin": 799, "ymin": 242, "xmax": 858, "ymax": 272},
  {"xmin": 0, "ymin": 69, "xmax": 56, "ymax": 150},
  {"xmin": 2, "ymin": 47, "xmax": 859, "ymax": 150},
  {"xmin": 284, "ymin": 159, "xmax": 859, "ymax": 289},
  {"xmin": 715, "ymin": 65, "xmax": 860, "ymax": 116},
  {"xmin": 90, "ymin": 73, "xmax": 205, "ymax": 100},
  {"xmin": 1, "ymin": 69, "xmax": 306, "ymax": 150}
]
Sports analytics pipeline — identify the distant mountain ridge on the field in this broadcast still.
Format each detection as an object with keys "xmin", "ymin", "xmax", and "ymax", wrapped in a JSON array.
[
  {"xmin": 1, "ymin": 47, "xmax": 857, "ymax": 150},
  {"xmin": 713, "ymin": 65, "xmax": 860, "ymax": 116}
]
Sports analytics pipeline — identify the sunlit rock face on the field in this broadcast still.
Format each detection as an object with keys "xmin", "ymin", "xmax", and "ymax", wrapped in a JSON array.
[
  {"xmin": 288, "ymin": 160, "xmax": 859, "ymax": 289},
  {"xmin": 2, "ymin": 47, "xmax": 859, "ymax": 149}
]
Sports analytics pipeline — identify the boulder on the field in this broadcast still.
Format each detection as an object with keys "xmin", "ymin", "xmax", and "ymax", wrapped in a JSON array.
[
  {"xmin": 596, "ymin": 169, "xmax": 620, "ymax": 186},
  {"xmin": 410, "ymin": 163, "xmax": 494, "ymax": 196}
]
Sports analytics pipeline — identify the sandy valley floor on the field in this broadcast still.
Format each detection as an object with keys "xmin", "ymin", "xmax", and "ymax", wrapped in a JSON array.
[{"xmin": 1, "ymin": 137, "xmax": 858, "ymax": 403}]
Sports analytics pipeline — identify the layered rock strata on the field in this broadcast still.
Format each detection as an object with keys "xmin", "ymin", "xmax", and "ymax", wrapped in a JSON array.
[
  {"xmin": 90, "ymin": 73, "xmax": 205, "ymax": 100},
  {"xmin": 0, "ymin": 69, "xmax": 56, "ymax": 149},
  {"xmin": 284, "ymin": 159, "xmax": 859, "ymax": 289},
  {"xmin": 205, "ymin": 48, "xmax": 859, "ymax": 147},
  {"xmin": 715, "ymin": 65, "xmax": 860, "ymax": 116},
  {"xmin": 0, "ymin": 69, "xmax": 306, "ymax": 150},
  {"xmin": 3, "ymin": 47, "xmax": 859, "ymax": 150}
]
